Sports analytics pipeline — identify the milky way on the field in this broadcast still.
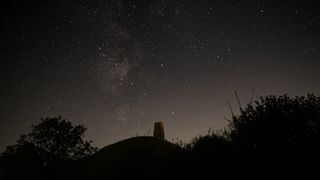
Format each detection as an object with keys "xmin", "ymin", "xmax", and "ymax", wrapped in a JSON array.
[
  {"xmin": 90, "ymin": 20, "xmax": 147, "ymax": 142},
  {"xmin": 1, "ymin": 0, "xmax": 320, "ymax": 151}
]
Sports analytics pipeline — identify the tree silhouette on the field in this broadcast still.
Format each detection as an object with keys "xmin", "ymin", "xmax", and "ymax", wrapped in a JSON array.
[{"xmin": 0, "ymin": 116, "xmax": 97, "ymax": 179}]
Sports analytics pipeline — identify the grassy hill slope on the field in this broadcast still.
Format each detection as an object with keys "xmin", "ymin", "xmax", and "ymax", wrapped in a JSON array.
[{"xmin": 66, "ymin": 136, "xmax": 188, "ymax": 179}]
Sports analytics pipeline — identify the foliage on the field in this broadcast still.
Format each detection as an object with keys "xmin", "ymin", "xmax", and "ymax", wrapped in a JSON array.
[
  {"xmin": 186, "ymin": 128, "xmax": 230, "ymax": 151},
  {"xmin": 1, "ymin": 116, "xmax": 97, "ymax": 165},
  {"xmin": 225, "ymin": 94, "xmax": 320, "ymax": 177},
  {"xmin": 185, "ymin": 94, "xmax": 320, "ymax": 178},
  {"xmin": 229, "ymin": 94, "xmax": 320, "ymax": 151}
]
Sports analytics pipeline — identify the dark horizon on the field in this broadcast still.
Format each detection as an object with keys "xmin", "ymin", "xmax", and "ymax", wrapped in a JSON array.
[{"xmin": 1, "ymin": 0, "xmax": 320, "ymax": 152}]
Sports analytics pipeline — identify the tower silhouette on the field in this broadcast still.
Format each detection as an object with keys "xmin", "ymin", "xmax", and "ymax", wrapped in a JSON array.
[{"xmin": 153, "ymin": 122, "xmax": 165, "ymax": 140}]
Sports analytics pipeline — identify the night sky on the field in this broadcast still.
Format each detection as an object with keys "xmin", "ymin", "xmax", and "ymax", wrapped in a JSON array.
[{"xmin": 1, "ymin": 0, "xmax": 320, "ymax": 151}]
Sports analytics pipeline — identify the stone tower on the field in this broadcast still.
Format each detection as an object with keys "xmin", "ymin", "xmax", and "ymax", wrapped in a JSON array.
[{"xmin": 153, "ymin": 122, "xmax": 165, "ymax": 140}]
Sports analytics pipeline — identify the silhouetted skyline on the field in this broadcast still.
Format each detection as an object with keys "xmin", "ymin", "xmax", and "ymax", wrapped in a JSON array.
[{"xmin": 1, "ymin": 0, "xmax": 319, "ymax": 151}]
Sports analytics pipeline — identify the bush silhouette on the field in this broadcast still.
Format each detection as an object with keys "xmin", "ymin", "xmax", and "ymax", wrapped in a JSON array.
[
  {"xmin": 187, "ymin": 94, "xmax": 320, "ymax": 178},
  {"xmin": 187, "ymin": 130, "xmax": 230, "ymax": 156},
  {"xmin": 227, "ymin": 94, "xmax": 320, "ymax": 177},
  {"xmin": 230, "ymin": 94, "xmax": 320, "ymax": 150}
]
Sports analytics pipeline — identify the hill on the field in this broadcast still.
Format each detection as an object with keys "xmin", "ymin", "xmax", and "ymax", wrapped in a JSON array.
[{"xmin": 63, "ymin": 136, "xmax": 188, "ymax": 179}]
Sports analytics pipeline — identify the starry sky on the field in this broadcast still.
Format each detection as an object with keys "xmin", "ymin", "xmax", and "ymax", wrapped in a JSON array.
[{"xmin": 1, "ymin": 0, "xmax": 320, "ymax": 151}]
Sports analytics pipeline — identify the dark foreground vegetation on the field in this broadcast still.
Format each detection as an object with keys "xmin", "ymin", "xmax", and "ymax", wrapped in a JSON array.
[{"xmin": 1, "ymin": 94, "xmax": 320, "ymax": 179}]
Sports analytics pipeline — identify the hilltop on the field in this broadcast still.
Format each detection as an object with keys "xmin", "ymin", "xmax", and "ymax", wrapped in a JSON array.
[{"xmin": 61, "ymin": 136, "xmax": 188, "ymax": 179}]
